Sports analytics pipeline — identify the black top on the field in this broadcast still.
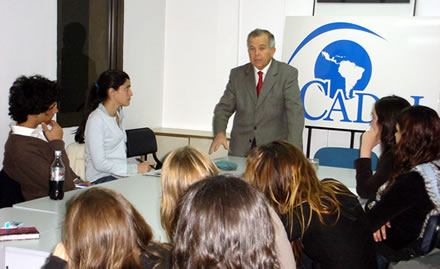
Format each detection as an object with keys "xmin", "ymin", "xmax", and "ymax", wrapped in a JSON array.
[
  {"xmin": 282, "ymin": 179, "xmax": 378, "ymax": 269},
  {"xmin": 366, "ymin": 171, "xmax": 434, "ymax": 252},
  {"xmin": 355, "ymin": 150, "xmax": 393, "ymax": 200},
  {"xmin": 43, "ymin": 245, "xmax": 171, "ymax": 269}
]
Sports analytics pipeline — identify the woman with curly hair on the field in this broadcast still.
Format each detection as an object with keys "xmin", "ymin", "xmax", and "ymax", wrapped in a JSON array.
[
  {"xmin": 367, "ymin": 105, "xmax": 440, "ymax": 267},
  {"xmin": 355, "ymin": 95, "xmax": 410, "ymax": 199},
  {"xmin": 43, "ymin": 187, "xmax": 169, "ymax": 269},
  {"xmin": 245, "ymin": 141, "xmax": 377, "ymax": 269},
  {"xmin": 172, "ymin": 175, "xmax": 280, "ymax": 269}
]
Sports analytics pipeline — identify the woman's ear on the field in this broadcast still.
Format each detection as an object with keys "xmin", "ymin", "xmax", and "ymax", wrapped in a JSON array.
[{"xmin": 108, "ymin": 87, "xmax": 116, "ymax": 96}]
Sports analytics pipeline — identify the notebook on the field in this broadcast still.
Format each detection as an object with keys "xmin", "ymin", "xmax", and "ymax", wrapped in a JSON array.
[{"xmin": 0, "ymin": 227, "xmax": 40, "ymax": 241}]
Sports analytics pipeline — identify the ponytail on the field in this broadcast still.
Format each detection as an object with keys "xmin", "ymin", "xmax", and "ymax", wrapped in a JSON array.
[{"xmin": 74, "ymin": 70, "xmax": 130, "ymax": 143}]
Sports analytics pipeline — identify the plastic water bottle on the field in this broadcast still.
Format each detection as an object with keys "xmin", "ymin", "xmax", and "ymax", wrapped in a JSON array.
[{"xmin": 49, "ymin": 150, "xmax": 65, "ymax": 200}]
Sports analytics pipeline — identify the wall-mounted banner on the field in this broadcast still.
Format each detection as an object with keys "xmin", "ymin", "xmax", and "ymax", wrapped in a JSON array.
[{"xmin": 282, "ymin": 17, "xmax": 440, "ymax": 130}]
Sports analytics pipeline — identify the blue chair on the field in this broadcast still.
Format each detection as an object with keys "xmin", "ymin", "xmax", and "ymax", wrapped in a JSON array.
[{"xmin": 314, "ymin": 147, "xmax": 378, "ymax": 170}]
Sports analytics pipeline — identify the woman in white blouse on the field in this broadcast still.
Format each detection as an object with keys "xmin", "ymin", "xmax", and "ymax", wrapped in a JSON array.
[{"xmin": 75, "ymin": 70, "xmax": 154, "ymax": 184}]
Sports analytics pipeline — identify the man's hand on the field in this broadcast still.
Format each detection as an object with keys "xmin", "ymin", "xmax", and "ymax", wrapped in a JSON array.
[
  {"xmin": 42, "ymin": 120, "xmax": 63, "ymax": 141},
  {"xmin": 373, "ymin": 222, "xmax": 391, "ymax": 242},
  {"xmin": 209, "ymin": 132, "xmax": 229, "ymax": 154},
  {"xmin": 360, "ymin": 127, "xmax": 380, "ymax": 158}
]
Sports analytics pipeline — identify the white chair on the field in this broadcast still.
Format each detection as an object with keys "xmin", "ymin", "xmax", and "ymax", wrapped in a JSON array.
[{"xmin": 66, "ymin": 142, "xmax": 86, "ymax": 179}]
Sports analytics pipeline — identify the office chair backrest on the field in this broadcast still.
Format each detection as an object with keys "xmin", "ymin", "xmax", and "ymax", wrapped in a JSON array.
[
  {"xmin": 0, "ymin": 169, "xmax": 24, "ymax": 208},
  {"xmin": 314, "ymin": 147, "xmax": 378, "ymax": 170},
  {"xmin": 126, "ymin": 127, "xmax": 162, "ymax": 169}
]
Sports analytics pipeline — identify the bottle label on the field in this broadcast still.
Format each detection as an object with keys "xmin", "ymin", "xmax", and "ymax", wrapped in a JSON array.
[{"xmin": 50, "ymin": 167, "xmax": 65, "ymax": 182}]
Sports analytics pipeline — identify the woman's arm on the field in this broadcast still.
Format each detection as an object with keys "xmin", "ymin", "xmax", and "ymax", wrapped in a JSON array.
[
  {"xmin": 365, "ymin": 173, "xmax": 421, "ymax": 232},
  {"xmin": 355, "ymin": 151, "xmax": 393, "ymax": 199}
]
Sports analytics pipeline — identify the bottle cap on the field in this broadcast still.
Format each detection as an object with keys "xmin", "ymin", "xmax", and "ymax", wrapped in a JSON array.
[{"xmin": 54, "ymin": 150, "xmax": 62, "ymax": 157}]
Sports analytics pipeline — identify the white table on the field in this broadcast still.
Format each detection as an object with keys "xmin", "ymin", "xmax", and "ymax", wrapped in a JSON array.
[
  {"xmin": 2, "ymin": 157, "xmax": 359, "ymax": 269},
  {"xmin": 13, "ymin": 175, "xmax": 166, "ymax": 241},
  {"xmin": 0, "ymin": 208, "xmax": 62, "ymax": 268}
]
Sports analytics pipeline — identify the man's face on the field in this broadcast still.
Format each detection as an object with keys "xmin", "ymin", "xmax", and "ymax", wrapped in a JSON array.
[
  {"xmin": 248, "ymin": 34, "xmax": 276, "ymax": 70},
  {"xmin": 39, "ymin": 102, "xmax": 58, "ymax": 124}
]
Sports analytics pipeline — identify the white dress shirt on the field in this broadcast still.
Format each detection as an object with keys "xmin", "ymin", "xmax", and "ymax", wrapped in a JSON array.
[
  {"xmin": 253, "ymin": 59, "xmax": 272, "ymax": 85},
  {"xmin": 10, "ymin": 123, "xmax": 47, "ymax": 142}
]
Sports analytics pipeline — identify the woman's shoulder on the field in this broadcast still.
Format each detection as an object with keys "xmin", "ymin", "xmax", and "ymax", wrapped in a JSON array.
[
  {"xmin": 86, "ymin": 106, "xmax": 112, "ymax": 130},
  {"xmin": 321, "ymin": 178, "xmax": 354, "ymax": 195},
  {"xmin": 88, "ymin": 105, "xmax": 107, "ymax": 120},
  {"xmin": 395, "ymin": 170, "xmax": 424, "ymax": 187}
]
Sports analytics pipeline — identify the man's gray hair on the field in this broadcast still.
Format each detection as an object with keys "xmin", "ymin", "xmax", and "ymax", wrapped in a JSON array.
[{"xmin": 247, "ymin": 29, "xmax": 275, "ymax": 49}]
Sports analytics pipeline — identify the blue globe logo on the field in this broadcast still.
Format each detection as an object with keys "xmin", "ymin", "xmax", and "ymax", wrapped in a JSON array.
[{"xmin": 314, "ymin": 40, "xmax": 372, "ymax": 100}]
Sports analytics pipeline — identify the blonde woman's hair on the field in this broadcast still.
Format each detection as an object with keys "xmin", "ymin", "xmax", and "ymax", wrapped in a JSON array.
[
  {"xmin": 62, "ymin": 187, "xmax": 161, "ymax": 269},
  {"xmin": 160, "ymin": 146, "xmax": 219, "ymax": 242},
  {"xmin": 245, "ymin": 141, "xmax": 352, "ymax": 238}
]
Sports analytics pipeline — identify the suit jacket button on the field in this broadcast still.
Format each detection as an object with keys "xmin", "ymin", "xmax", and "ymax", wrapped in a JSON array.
[{"xmin": 254, "ymin": 126, "xmax": 257, "ymax": 130}]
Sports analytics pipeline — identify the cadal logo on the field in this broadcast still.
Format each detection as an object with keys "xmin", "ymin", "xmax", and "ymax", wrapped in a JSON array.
[{"xmin": 287, "ymin": 22, "xmax": 423, "ymax": 125}]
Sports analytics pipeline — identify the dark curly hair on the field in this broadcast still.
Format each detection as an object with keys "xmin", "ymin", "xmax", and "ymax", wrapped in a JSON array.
[
  {"xmin": 172, "ymin": 175, "xmax": 280, "ymax": 269},
  {"xmin": 386, "ymin": 105, "xmax": 440, "ymax": 192},
  {"xmin": 9, "ymin": 75, "xmax": 60, "ymax": 123},
  {"xmin": 374, "ymin": 96, "xmax": 410, "ymax": 153},
  {"xmin": 75, "ymin": 70, "xmax": 129, "ymax": 143}
]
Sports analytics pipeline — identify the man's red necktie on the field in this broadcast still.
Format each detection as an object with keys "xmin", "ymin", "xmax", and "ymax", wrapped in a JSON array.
[{"xmin": 257, "ymin": 71, "xmax": 263, "ymax": 97}]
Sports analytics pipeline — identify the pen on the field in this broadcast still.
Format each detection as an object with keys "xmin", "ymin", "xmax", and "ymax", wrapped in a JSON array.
[{"xmin": 136, "ymin": 158, "xmax": 155, "ymax": 169}]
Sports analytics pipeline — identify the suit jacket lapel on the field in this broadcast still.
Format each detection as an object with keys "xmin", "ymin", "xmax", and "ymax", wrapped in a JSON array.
[
  {"xmin": 245, "ymin": 64, "xmax": 258, "ymax": 106},
  {"xmin": 257, "ymin": 60, "xmax": 278, "ymax": 108}
]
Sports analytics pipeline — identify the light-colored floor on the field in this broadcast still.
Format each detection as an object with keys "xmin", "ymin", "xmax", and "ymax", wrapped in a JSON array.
[{"xmin": 389, "ymin": 248, "xmax": 440, "ymax": 269}]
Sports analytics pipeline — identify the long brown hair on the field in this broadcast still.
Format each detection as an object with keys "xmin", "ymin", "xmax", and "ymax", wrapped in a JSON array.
[
  {"xmin": 386, "ymin": 105, "xmax": 440, "ymax": 192},
  {"xmin": 62, "ymin": 187, "xmax": 161, "ymax": 269},
  {"xmin": 172, "ymin": 175, "xmax": 280, "ymax": 269},
  {"xmin": 160, "ymin": 146, "xmax": 219, "ymax": 242},
  {"xmin": 374, "ymin": 95, "xmax": 410, "ymax": 153},
  {"xmin": 245, "ymin": 141, "xmax": 351, "ymax": 237}
]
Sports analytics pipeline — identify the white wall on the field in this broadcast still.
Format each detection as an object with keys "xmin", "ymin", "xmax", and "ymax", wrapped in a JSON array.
[
  {"xmin": 161, "ymin": 0, "xmax": 311, "ymax": 132},
  {"xmin": 0, "ymin": 1, "xmax": 57, "ymax": 167},
  {"xmin": 162, "ymin": 0, "xmax": 239, "ymax": 131},
  {"xmin": 415, "ymin": 0, "xmax": 440, "ymax": 16},
  {"xmin": 123, "ymin": 0, "xmax": 165, "ymax": 130}
]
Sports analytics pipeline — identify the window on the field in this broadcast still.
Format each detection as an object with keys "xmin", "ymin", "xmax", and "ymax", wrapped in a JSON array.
[{"xmin": 57, "ymin": 0, "xmax": 124, "ymax": 127}]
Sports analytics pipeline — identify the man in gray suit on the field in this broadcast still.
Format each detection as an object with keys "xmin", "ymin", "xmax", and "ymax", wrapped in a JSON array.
[{"xmin": 209, "ymin": 29, "xmax": 304, "ymax": 157}]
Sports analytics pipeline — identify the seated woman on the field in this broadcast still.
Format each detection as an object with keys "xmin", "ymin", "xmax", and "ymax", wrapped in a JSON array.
[
  {"xmin": 356, "ymin": 95, "xmax": 410, "ymax": 199},
  {"xmin": 75, "ymin": 70, "xmax": 154, "ymax": 184},
  {"xmin": 172, "ymin": 175, "xmax": 280, "ymax": 268},
  {"xmin": 160, "ymin": 146, "xmax": 295, "ymax": 268},
  {"xmin": 160, "ymin": 146, "xmax": 219, "ymax": 242},
  {"xmin": 366, "ymin": 105, "xmax": 440, "ymax": 267},
  {"xmin": 245, "ymin": 141, "xmax": 378, "ymax": 269},
  {"xmin": 43, "ymin": 187, "xmax": 169, "ymax": 269}
]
